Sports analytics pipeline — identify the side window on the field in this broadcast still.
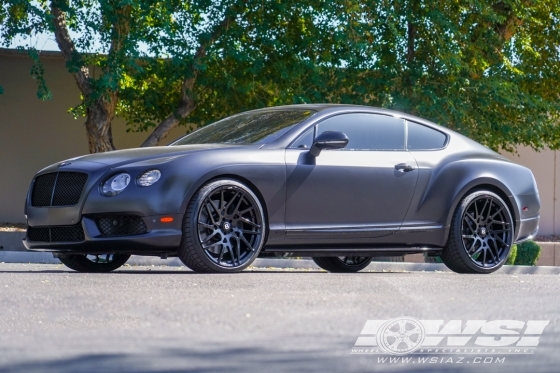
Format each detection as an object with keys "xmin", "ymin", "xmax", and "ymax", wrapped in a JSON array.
[
  {"xmin": 316, "ymin": 113, "xmax": 405, "ymax": 150},
  {"xmin": 407, "ymin": 121, "xmax": 447, "ymax": 150},
  {"xmin": 290, "ymin": 127, "xmax": 315, "ymax": 149}
]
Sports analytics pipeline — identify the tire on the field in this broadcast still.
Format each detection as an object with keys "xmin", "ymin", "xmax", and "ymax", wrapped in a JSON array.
[
  {"xmin": 312, "ymin": 256, "xmax": 373, "ymax": 272},
  {"xmin": 58, "ymin": 253, "xmax": 130, "ymax": 273},
  {"xmin": 441, "ymin": 190, "xmax": 514, "ymax": 274},
  {"xmin": 178, "ymin": 179, "xmax": 267, "ymax": 273}
]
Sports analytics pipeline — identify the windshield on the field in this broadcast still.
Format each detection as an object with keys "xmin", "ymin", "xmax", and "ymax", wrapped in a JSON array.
[{"xmin": 171, "ymin": 109, "xmax": 316, "ymax": 146}]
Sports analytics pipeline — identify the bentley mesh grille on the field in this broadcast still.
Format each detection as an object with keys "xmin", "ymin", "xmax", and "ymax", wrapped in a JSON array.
[
  {"xmin": 95, "ymin": 216, "xmax": 148, "ymax": 236},
  {"xmin": 27, "ymin": 224, "xmax": 85, "ymax": 242},
  {"xmin": 31, "ymin": 172, "xmax": 88, "ymax": 207}
]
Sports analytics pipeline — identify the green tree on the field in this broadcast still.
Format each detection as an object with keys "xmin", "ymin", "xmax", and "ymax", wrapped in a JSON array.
[
  {"xmin": 0, "ymin": 0, "xmax": 349, "ymax": 152},
  {"xmin": 2, "ymin": 1, "xmax": 560, "ymax": 153}
]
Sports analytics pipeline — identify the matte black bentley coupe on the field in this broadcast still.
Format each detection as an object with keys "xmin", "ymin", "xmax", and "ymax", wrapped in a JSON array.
[{"xmin": 23, "ymin": 105, "xmax": 540, "ymax": 274}]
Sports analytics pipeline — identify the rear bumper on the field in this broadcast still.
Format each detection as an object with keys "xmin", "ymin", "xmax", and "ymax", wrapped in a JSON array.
[{"xmin": 515, "ymin": 215, "xmax": 539, "ymax": 243}]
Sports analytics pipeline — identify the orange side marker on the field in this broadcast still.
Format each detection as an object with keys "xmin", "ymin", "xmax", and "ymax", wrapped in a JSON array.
[{"xmin": 160, "ymin": 217, "xmax": 174, "ymax": 223}]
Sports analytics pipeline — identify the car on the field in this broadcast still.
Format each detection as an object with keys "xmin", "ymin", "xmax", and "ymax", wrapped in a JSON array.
[{"xmin": 22, "ymin": 104, "xmax": 540, "ymax": 274}]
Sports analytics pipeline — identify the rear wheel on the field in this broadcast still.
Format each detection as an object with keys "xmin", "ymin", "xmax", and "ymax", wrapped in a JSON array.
[
  {"xmin": 178, "ymin": 179, "xmax": 266, "ymax": 273},
  {"xmin": 312, "ymin": 256, "xmax": 373, "ymax": 272},
  {"xmin": 441, "ymin": 190, "xmax": 513, "ymax": 274},
  {"xmin": 58, "ymin": 253, "xmax": 130, "ymax": 273}
]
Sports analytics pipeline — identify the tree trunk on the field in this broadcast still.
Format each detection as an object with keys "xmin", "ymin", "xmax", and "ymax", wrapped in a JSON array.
[{"xmin": 85, "ymin": 100, "xmax": 116, "ymax": 153}]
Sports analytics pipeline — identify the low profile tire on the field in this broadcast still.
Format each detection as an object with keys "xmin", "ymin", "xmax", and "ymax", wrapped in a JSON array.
[
  {"xmin": 178, "ymin": 179, "xmax": 267, "ymax": 273},
  {"xmin": 58, "ymin": 254, "xmax": 130, "ymax": 273},
  {"xmin": 441, "ymin": 190, "xmax": 514, "ymax": 274},
  {"xmin": 312, "ymin": 256, "xmax": 373, "ymax": 273}
]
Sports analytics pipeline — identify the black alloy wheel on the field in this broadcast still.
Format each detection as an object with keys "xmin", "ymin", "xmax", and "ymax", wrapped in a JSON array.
[
  {"xmin": 58, "ymin": 253, "xmax": 131, "ymax": 272},
  {"xmin": 441, "ymin": 190, "xmax": 514, "ymax": 273},
  {"xmin": 179, "ymin": 179, "xmax": 266, "ymax": 273},
  {"xmin": 312, "ymin": 256, "xmax": 373, "ymax": 272}
]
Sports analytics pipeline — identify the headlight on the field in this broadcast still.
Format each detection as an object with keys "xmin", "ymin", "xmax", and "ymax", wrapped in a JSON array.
[
  {"xmin": 101, "ymin": 173, "xmax": 131, "ymax": 196},
  {"xmin": 137, "ymin": 169, "xmax": 161, "ymax": 187}
]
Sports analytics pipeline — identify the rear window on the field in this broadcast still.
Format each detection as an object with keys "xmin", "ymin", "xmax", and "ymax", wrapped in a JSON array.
[{"xmin": 407, "ymin": 121, "xmax": 447, "ymax": 150}]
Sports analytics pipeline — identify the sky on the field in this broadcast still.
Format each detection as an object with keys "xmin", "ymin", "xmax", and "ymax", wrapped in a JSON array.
[{"xmin": 9, "ymin": 33, "xmax": 60, "ymax": 51}]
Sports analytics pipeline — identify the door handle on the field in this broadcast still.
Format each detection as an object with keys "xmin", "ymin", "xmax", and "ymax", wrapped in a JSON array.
[{"xmin": 395, "ymin": 163, "xmax": 415, "ymax": 172}]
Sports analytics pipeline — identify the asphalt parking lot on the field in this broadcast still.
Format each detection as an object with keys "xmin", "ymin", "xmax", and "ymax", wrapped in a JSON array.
[{"xmin": 0, "ymin": 263, "xmax": 559, "ymax": 373}]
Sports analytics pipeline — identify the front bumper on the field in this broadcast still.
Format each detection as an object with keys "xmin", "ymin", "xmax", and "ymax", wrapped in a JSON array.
[{"xmin": 23, "ymin": 214, "xmax": 183, "ymax": 255}]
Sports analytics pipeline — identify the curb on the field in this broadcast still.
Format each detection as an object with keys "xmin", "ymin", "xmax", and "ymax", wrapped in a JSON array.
[{"xmin": 1, "ymin": 252, "xmax": 560, "ymax": 274}]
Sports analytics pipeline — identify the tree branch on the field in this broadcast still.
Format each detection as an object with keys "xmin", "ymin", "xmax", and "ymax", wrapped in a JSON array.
[
  {"xmin": 50, "ymin": 2, "xmax": 92, "ymax": 97},
  {"xmin": 141, "ymin": 13, "xmax": 235, "ymax": 147}
]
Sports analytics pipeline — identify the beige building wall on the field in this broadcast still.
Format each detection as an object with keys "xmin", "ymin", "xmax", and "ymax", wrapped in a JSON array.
[
  {"xmin": 500, "ymin": 147, "xmax": 558, "ymax": 236},
  {"xmin": 1, "ymin": 50, "xmax": 559, "ymax": 236},
  {"xmin": 0, "ymin": 50, "xmax": 186, "ymax": 223}
]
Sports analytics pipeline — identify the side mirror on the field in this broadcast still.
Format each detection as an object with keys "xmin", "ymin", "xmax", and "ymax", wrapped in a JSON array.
[{"xmin": 309, "ymin": 131, "xmax": 349, "ymax": 157}]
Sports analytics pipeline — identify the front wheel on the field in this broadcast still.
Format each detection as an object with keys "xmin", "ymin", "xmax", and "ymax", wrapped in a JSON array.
[
  {"xmin": 312, "ymin": 256, "xmax": 373, "ymax": 272},
  {"xmin": 58, "ymin": 253, "xmax": 130, "ymax": 273},
  {"xmin": 178, "ymin": 179, "xmax": 267, "ymax": 273},
  {"xmin": 441, "ymin": 190, "xmax": 514, "ymax": 274}
]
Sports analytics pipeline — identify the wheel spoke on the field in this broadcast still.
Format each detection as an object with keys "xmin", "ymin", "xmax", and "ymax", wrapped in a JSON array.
[
  {"xmin": 466, "ymin": 240, "xmax": 477, "ymax": 254},
  {"xmin": 465, "ymin": 212, "xmax": 476, "ymax": 226},
  {"xmin": 405, "ymin": 326, "xmax": 421, "ymax": 336},
  {"xmin": 224, "ymin": 191, "xmax": 240, "ymax": 211},
  {"xmin": 385, "ymin": 330, "xmax": 401, "ymax": 338},
  {"xmin": 233, "ymin": 195, "xmax": 244, "ymax": 215},
  {"xmin": 205, "ymin": 203, "xmax": 217, "ymax": 225},
  {"xmin": 198, "ymin": 221, "xmax": 214, "ymax": 229},
  {"xmin": 495, "ymin": 235, "xmax": 510, "ymax": 248},
  {"xmin": 227, "ymin": 245, "xmax": 237, "ymax": 266},
  {"xmin": 389, "ymin": 338, "xmax": 403, "ymax": 349},
  {"xmin": 486, "ymin": 242, "xmax": 498, "ymax": 263},
  {"xmin": 398, "ymin": 320, "xmax": 406, "ymax": 333},
  {"xmin": 208, "ymin": 198, "xmax": 220, "ymax": 216},
  {"xmin": 240, "ymin": 234, "xmax": 255, "ymax": 252},
  {"xmin": 235, "ymin": 237, "xmax": 241, "ymax": 264},
  {"xmin": 220, "ymin": 190, "xmax": 225, "ymax": 211},
  {"xmin": 479, "ymin": 198, "xmax": 489, "ymax": 221},
  {"xmin": 484, "ymin": 199, "xmax": 493, "ymax": 221},
  {"xmin": 240, "ymin": 229, "xmax": 259, "ymax": 234},
  {"xmin": 239, "ymin": 206, "xmax": 255, "ymax": 215},
  {"xmin": 200, "ymin": 230, "xmax": 219, "ymax": 246},
  {"xmin": 489, "ymin": 206, "xmax": 504, "ymax": 220},
  {"xmin": 470, "ymin": 245, "xmax": 483, "ymax": 258},
  {"xmin": 490, "ymin": 220, "xmax": 510, "ymax": 226},
  {"xmin": 491, "ymin": 229, "xmax": 511, "ymax": 234},
  {"xmin": 218, "ymin": 244, "xmax": 226, "ymax": 264},
  {"xmin": 240, "ymin": 217, "xmax": 261, "ymax": 229},
  {"xmin": 202, "ymin": 241, "xmax": 221, "ymax": 250}
]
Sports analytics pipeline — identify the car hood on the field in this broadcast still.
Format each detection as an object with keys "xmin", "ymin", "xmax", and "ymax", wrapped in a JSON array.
[{"xmin": 60, "ymin": 144, "xmax": 246, "ymax": 168}]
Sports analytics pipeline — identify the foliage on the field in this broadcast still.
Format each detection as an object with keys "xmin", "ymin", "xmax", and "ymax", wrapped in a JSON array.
[
  {"xmin": 505, "ymin": 244, "xmax": 517, "ymax": 265},
  {"xmin": 513, "ymin": 240, "xmax": 541, "ymax": 266},
  {"xmin": 423, "ymin": 253, "xmax": 443, "ymax": 264},
  {"xmin": 1, "ymin": 1, "xmax": 560, "ymax": 152}
]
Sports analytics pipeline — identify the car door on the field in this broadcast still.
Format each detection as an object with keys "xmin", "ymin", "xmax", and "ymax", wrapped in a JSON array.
[{"xmin": 284, "ymin": 113, "xmax": 419, "ymax": 239}]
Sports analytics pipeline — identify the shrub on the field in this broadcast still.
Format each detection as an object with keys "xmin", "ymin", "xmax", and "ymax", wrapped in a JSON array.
[
  {"xmin": 423, "ymin": 253, "xmax": 443, "ymax": 263},
  {"xmin": 513, "ymin": 241, "xmax": 541, "ymax": 266},
  {"xmin": 505, "ymin": 244, "xmax": 517, "ymax": 265}
]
